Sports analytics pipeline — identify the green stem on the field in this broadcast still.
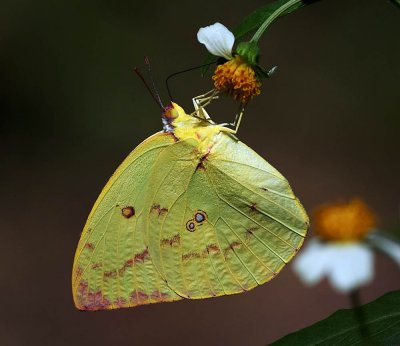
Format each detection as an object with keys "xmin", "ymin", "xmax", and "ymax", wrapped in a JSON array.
[
  {"xmin": 250, "ymin": 0, "xmax": 303, "ymax": 43},
  {"xmin": 349, "ymin": 290, "xmax": 369, "ymax": 339}
]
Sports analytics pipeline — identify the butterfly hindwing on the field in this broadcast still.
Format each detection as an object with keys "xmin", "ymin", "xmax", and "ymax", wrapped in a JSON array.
[
  {"xmin": 72, "ymin": 132, "xmax": 182, "ymax": 310},
  {"xmin": 145, "ymin": 131, "xmax": 308, "ymax": 299}
]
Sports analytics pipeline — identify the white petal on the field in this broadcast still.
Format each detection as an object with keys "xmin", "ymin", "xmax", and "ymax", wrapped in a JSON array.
[
  {"xmin": 197, "ymin": 22, "xmax": 234, "ymax": 60},
  {"xmin": 368, "ymin": 231, "xmax": 400, "ymax": 265},
  {"xmin": 293, "ymin": 239, "xmax": 331, "ymax": 286},
  {"xmin": 326, "ymin": 243, "xmax": 374, "ymax": 293}
]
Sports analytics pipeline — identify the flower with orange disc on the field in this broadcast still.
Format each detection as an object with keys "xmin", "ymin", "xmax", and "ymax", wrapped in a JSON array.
[
  {"xmin": 293, "ymin": 198, "xmax": 400, "ymax": 293},
  {"xmin": 197, "ymin": 22, "xmax": 275, "ymax": 104}
]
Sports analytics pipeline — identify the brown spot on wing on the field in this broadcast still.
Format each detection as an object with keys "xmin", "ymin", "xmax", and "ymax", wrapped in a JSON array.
[
  {"xmin": 134, "ymin": 247, "xmax": 149, "ymax": 263},
  {"xmin": 205, "ymin": 243, "xmax": 220, "ymax": 254},
  {"xmin": 249, "ymin": 202, "xmax": 258, "ymax": 212},
  {"xmin": 91, "ymin": 263, "xmax": 102, "ymax": 270},
  {"xmin": 117, "ymin": 259, "xmax": 133, "ymax": 276},
  {"xmin": 182, "ymin": 244, "xmax": 221, "ymax": 262},
  {"xmin": 114, "ymin": 297, "xmax": 127, "ymax": 307},
  {"xmin": 121, "ymin": 206, "xmax": 135, "ymax": 218},
  {"xmin": 244, "ymin": 227, "xmax": 258, "ymax": 240},
  {"xmin": 186, "ymin": 220, "xmax": 196, "ymax": 232},
  {"xmin": 182, "ymin": 252, "xmax": 201, "ymax": 261},
  {"xmin": 131, "ymin": 291, "xmax": 149, "ymax": 304},
  {"xmin": 161, "ymin": 234, "xmax": 180, "ymax": 247},
  {"xmin": 78, "ymin": 281, "xmax": 88, "ymax": 295},
  {"xmin": 194, "ymin": 210, "xmax": 207, "ymax": 224},
  {"xmin": 74, "ymin": 266, "xmax": 83, "ymax": 279},
  {"xmin": 75, "ymin": 280, "xmax": 111, "ymax": 310},
  {"xmin": 104, "ymin": 270, "xmax": 117, "ymax": 278},
  {"xmin": 84, "ymin": 243, "xmax": 95, "ymax": 251},
  {"xmin": 196, "ymin": 153, "xmax": 209, "ymax": 171},
  {"xmin": 150, "ymin": 290, "xmax": 170, "ymax": 302},
  {"xmin": 102, "ymin": 248, "xmax": 150, "ymax": 280},
  {"xmin": 151, "ymin": 204, "xmax": 169, "ymax": 216},
  {"xmin": 223, "ymin": 241, "xmax": 242, "ymax": 257}
]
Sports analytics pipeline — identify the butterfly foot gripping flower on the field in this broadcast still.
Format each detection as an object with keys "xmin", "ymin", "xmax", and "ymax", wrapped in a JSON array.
[
  {"xmin": 293, "ymin": 198, "xmax": 400, "ymax": 293},
  {"xmin": 197, "ymin": 22, "xmax": 275, "ymax": 104}
]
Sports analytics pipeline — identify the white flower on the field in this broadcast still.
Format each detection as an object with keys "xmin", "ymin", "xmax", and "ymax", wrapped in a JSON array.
[
  {"xmin": 293, "ymin": 199, "xmax": 400, "ymax": 293},
  {"xmin": 293, "ymin": 238, "xmax": 374, "ymax": 293},
  {"xmin": 294, "ymin": 233, "xmax": 400, "ymax": 293},
  {"xmin": 197, "ymin": 22, "xmax": 234, "ymax": 60}
]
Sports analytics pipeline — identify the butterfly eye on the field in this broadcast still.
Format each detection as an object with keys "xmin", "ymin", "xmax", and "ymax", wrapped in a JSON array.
[
  {"xmin": 186, "ymin": 220, "xmax": 196, "ymax": 232},
  {"xmin": 121, "ymin": 206, "xmax": 135, "ymax": 218},
  {"xmin": 194, "ymin": 211, "xmax": 206, "ymax": 223}
]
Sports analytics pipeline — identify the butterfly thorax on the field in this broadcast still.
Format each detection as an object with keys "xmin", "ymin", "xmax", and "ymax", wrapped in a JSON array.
[{"xmin": 170, "ymin": 103, "xmax": 225, "ymax": 158}]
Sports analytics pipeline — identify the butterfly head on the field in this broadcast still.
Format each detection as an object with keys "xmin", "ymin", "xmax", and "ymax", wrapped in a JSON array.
[{"xmin": 161, "ymin": 104, "xmax": 180, "ymax": 132}]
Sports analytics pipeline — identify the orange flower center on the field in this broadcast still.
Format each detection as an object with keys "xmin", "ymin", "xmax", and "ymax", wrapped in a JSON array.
[
  {"xmin": 314, "ymin": 199, "xmax": 376, "ymax": 242},
  {"xmin": 212, "ymin": 56, "xmax": 261, "ymax": 104}
]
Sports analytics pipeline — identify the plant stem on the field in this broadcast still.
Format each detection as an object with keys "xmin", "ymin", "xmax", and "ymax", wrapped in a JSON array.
[
  {"xmin": 349, "ymin": 290, "xmax": 369, "ymax": 339},
  {"xmin": 250, "ymin": 0, "xmax": 303, "ymax": 43}
]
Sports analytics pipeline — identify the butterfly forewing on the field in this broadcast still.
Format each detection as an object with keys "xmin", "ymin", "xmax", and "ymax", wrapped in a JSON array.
[{"xmin": 72, "ymin": 133, "xmax": 182, "ymax": 310}]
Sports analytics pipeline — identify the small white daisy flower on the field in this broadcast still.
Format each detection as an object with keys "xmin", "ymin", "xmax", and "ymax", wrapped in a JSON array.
[
  {"xmin": 196, "ymin": 22, "xmax": 262, "ymax": 103},
  {"xmin": 197, "ymin": 22, "xmax": 234, "ymax": 60},
  {"xmin": 293, "ymin": 199, "xmax": 400, "ymax": 293},
  {"xmin": 293, "ymin": 238, "xmax": 374, "ymax": 293}
]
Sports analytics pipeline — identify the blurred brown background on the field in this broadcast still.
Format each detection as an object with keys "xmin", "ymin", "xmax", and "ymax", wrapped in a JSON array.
[{"xmin": 1, "ymin": 0, "xmax": 400, "ymax": 345}]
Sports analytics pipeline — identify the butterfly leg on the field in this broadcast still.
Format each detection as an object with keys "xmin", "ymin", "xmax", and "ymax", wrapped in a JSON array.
[
  {"xmin": 193, "ymin": 89, "xmax": 219, "ymax": 108},
  {"xmin": 191, "ymin": 89, "xmax": 219, "ymax": 120},
  {"xmin": 219, "ymin": 104, "xmax": 245, "ymax": 134},
  {"xmin": 192, "ymin": 89, "xmax": 219, "ymax": 117}
]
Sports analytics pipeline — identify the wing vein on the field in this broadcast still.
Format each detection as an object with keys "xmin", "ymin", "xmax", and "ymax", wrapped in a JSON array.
[
  {"xmin": 206, "ymin": 168, "xmax": 291, "ymax": 263},
  {"xmin": 216, "ymin": 158, "xmax": 286, "ymax": 182},
  {"xmin": 221, "ymin": 216, "xmax": 275, "ymax": 274},
  {"xmin": 209, "ymin": 163, "xmax": 306, "ymax": 236},
  {"xmin": 220, "ymin": 217, "xmax": 260, "ymax": 285}
]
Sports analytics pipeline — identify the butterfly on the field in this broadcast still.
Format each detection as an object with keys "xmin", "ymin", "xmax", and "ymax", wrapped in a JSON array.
[{"xmin": 72, "ymin": 94, "xmax": 309, "ymax": 310}]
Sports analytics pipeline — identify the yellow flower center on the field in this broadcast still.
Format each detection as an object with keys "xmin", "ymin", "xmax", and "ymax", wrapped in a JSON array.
[
  {"xmin": 314, "ymin": 199, "xmax": 376, "ymax": 242},
  {"xmin": 212, "ymin": 56, "xmax": 261, "ymax": 104}
]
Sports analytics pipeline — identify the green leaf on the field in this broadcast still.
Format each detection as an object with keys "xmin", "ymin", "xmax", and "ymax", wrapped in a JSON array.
[
  {"xmin": 389, "ymin": 0, "xmax": 400, "ymax": 9},
  {"xmin": 271, "ymin": 290, "xmax": 400, "ymax": 346},
  {"xmin": 201, "ymin": 0, "xmax": 320, "ymax": 75},
  {"xmin": 236, "ymin": 41, "xmax": 260, "ymax": 65},
  {"xmin": 233, "ymin": 0, "xmax": 319, "ymax": 40}
]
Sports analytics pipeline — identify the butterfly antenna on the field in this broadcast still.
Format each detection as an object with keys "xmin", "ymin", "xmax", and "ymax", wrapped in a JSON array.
[
  {"xmin": 165, "ymin": 61, "xmax": 217, "ymax": 102},
  {"xmin": 133, "ymin": 66, "xmax": 164, "ymax": 110},
  {"xmin": 144, "ymin": 57, "xmax": 165, "ymax": 109}
]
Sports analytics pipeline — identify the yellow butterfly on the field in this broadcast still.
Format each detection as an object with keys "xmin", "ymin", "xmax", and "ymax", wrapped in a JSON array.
[{"xmin": 72, "ymin": 92, "xmax": 308, "ymax": 310}]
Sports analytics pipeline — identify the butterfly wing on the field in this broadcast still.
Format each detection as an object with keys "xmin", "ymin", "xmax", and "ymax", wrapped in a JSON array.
[
  {"xmin": 72, "ymin": 132, "xmax": 182, "ymax": 310},
  {"xmin": 145, "ymin": 132, "xmax": 309, "ymax": 299}
]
